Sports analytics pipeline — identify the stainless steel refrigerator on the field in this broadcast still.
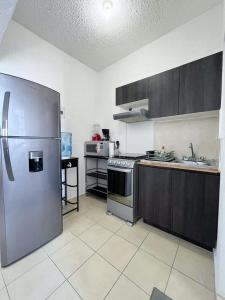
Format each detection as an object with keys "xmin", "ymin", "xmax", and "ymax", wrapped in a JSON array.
[{"xmin": 0, "ymin": 73, "xmax": 62, "ymax": 267}]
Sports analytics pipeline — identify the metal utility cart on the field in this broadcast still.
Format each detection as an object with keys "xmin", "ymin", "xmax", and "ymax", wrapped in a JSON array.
[
  {"xmin": 85, "ymin": 156, "xmax": 108, "ymax": 199},
  {"xmin": 61, "ymin": 157, "xmax": 79, "ymax": 215}
]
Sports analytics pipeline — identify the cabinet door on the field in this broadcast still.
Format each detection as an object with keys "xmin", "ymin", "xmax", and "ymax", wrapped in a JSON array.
[
  {"xmin": 149, "ymin": 68, "xmax": 179, "ymax": 118},
  {"xmin": 138, "ymin": 166, "xmax": 171, "ymax": 230},
  {"xmin": 179, "ymin": 52, "xmax": 222, "ymax": 114},
  {"xmin": 116, "ymin": 79, "xmax": 148, "ymax": 106},
  {"xmin": 171, "ymin": 170, "xmax": 219, "ymax": 248}
]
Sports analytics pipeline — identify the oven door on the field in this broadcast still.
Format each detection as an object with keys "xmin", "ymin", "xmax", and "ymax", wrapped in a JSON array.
[{"xmin": 107, "ymin": 166, "xmax": 133, "ymax": 207}]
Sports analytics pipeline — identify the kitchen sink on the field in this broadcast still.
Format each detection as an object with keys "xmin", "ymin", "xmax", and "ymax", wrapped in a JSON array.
[{"xmin": 175, "ymin": 160, "xmax": 210, "ymax": 167}]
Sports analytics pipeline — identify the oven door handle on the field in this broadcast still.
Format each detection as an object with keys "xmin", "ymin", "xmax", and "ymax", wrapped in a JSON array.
[{"xmin": 107, "ymin": 166, "xmax": 132, "ymax": 173}]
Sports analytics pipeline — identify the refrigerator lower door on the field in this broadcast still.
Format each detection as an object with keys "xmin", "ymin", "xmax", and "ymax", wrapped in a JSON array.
[{"xmin": 0, "ymin": 138, "xmax": 62, "ymax": 266}]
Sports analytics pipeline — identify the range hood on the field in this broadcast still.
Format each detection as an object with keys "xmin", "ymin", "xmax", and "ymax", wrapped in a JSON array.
[
  {"xmin": 113, "ymin": 108, "xmax": 151, "ymax": 123},
  {"xmin": 113, "ymin": 99, "xmax": 151, "ymax": 123}
]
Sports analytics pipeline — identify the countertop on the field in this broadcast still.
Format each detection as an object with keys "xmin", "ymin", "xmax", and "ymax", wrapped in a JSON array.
[{"xmin": 138, "ymin": 160, "xmax": 220, "ymax": 174}]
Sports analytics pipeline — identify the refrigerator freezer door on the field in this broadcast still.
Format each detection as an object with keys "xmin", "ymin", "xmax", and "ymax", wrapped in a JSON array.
[
  {"xmin": 0, "ymin": 74, "xmax": 60, "ymax": 138},
  {"xmin": 0, "ymin": 138, "xmax": 62, "ymax": 266}
]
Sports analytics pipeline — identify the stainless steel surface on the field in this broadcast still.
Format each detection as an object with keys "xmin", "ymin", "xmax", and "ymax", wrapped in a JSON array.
[
  {"xmin": 113, "ymin": 108, "xmax": 151, "ymax": 123},
  {"xmin": 175, "ymin": 160, "xmax": 209, "ymax": 166},
  {"xmin": 188, "ymin": 142, "xmax": 196, "ymax": 160},
  {"xmin": 0, "ymin": 73, "xmax": 62, "ymax": 266},
  {"xmin": 84, "ymin": 141, "xmax": 109, "ymax": 157},
  {"xmin": 0, "ymin": 139, "xmax": 62, "ymax": 266},
  {"xmin": 117, "ymin": 98, "xmax": 149, "ymax": 109},
  {"xmin": 107, "ymin": 198, "xmax": 134, "ymax": 223},
  {"xmin": 107, "ymin": 156, "xmax": 139, "ymax": 224},
  {"xmin": 107, "ymin": 166, "xmax": 133, "ymax": 172},
  {"xmin": 0, "ymin": 74, "xmax": 60, "ymax": 138},
  {"xmin": 29, "ymin": 151, "xmax": 43, "ymax": 159}
]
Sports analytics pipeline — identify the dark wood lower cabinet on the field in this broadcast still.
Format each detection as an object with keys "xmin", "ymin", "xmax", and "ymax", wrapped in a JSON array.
[
  {"xmin": 171, "ymin": 170, "xmax": 219, "ymax": 249},
  {"xmin": 138, "ymin": 165, "xmax": 220, "ymax": 250},
  {"xmin": 138, "ymin": 166, "xmax": 171, "ymax": 230}
]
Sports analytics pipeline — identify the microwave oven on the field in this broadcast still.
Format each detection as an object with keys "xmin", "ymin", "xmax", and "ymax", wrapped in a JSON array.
[{"xmin": 84, "ymin": 141, "xmax": 110, "ymax": 157}]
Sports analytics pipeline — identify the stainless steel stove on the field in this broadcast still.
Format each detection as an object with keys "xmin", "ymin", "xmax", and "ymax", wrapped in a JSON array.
[{"xmin": 107, "ymin": 153, "xmax": 144, "ymax": 225}]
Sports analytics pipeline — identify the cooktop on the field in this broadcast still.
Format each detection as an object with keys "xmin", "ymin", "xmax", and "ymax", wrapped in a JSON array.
[{"xmin": 115, "ymin": 153, "xmax": 145, "ymax": 159}]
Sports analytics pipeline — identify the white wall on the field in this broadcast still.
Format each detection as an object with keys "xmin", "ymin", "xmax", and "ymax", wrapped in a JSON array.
[
  {"xmin": 0, "ymin": 0, "xmax": 17, "ymax": 43},
  {"xmin": 0, "ymin": 20, "xmax": 99, "ymax": 196},
  {"xmin": 154, "ymin": 116, "xmax": 219, "ymax": 160},
  {"xmin": 215, "ymin": 3, "xmax": 225, "ymax": 296},
  {"xmin": 97, "ymin": 4, "xmax": 223, "ymax": 155}
]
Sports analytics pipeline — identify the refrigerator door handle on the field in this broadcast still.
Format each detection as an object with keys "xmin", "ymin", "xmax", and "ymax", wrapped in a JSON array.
[
  {"xmin": 2, "ymin": 91, "xmax": 10, "ymax": 137},
  {"xmin": 2, "ymin": 138, "xmax": 14, "ymax": 181}
]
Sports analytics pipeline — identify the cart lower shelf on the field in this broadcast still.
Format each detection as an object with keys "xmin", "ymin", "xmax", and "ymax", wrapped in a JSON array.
[{"xmin": 86, "ymin": 186, "xmax": 107, "ymax": 199}]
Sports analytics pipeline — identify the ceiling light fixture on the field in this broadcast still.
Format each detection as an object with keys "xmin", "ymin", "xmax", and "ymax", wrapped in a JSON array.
[{"xmin": 103, "ymin": 0, "xmax": 113, "ymax": 10}]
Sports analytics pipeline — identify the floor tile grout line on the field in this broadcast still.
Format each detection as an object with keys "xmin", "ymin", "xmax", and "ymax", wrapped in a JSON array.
[
  {"xmin": 116, "ymin": 225, "xmax": 182, "ymax": 296},
  {"xmin": 42, "ymin": 256, "xmax": 68, "ymax": 299},
  {"xmin": 171, "ymin": 240, "xmax": 215, "ymax": 293},
  {"xmin": 43, "ymin": 234, "xmax": 76, "ymax": 257},
  {"xmin": 44, "ymin": 280, "xmax": 66, "ymax": 300},
  {"xmin": 63, "ymin": 217, "xmax": 131, "ymax": 299},
  {"xmin": 67, "ymin": 251, "xmax": 96, "ymax": 280},
  {"xmin": 3, "ymin": 253, "xmax": 48, "ymax": 289},
  {"xmin": 122, "ymin": 224, "xmax": 178, "ymax": 269},
  {"xmin": 172, "ymin": 267, "xmax": 216, "ymax": 293},
  {"xmin": 45, "ymin": 236, "xmax": 98, "ymax": 300},
  {"xmin": 79, "ymin": 229, "xmax": 114, "ymax": 252},
  {"xmin": 1, "ymin": 271, "xmax": 11, "ymax": 300},
  {"xmin": 96, "ymin": 219, "xmax": 125, "ymax": 234},
  {"xmin": 67, "ymin": 280, "xmax": 84, "ymax": 300},
  {"xmin": 102, "ymin": 225, "xmax": 150, "ymax": 299},
  {"xmin": 67, "ymin": 230, "xmax": 120, "ymax": 278},
  {"xmin": 103, "ymin": 272, "xmax": 123, "ymax": 299},
  {"xmin": 119, "ymin": 230, "xmax": 154, "ymax": 296},
  {"xmin": 164, "ymin": 238, "xmax": 180, "ymax": 294},
  {"xmin": 115, "ymin": 227, "xmax": 149, "ymax": 247},
  {"xmin": 48, "ymin": 249, "xmax": 95, "ymax": 299}
]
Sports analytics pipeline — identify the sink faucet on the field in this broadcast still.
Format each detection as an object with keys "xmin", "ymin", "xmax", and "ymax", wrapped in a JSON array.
[{"xmin": 188, "ymin": 143, "xmax": 196, "ymax": 161}]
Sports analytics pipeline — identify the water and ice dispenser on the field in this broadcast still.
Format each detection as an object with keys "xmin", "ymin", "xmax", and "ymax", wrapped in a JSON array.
[{"xmin": 29, "ymin": 151, "xmax": 43, "ymax": 172}]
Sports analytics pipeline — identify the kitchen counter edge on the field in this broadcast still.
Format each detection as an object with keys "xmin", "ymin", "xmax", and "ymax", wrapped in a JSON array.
[{"xmin": 138, "ymin": 160, "xmax": 220, "ymax": 174}]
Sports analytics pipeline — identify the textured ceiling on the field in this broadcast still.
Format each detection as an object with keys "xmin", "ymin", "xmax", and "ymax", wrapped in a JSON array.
[{"xmin": 13, "ymin": 0, "xmax": 222, "ymax": 71}]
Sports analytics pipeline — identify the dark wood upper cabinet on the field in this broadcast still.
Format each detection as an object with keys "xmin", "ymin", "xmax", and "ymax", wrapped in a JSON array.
[
  {"xmin": 116, "ymin": 52, "xmax": 222, "ymax": 117},
  {"xmin": 138, "ymin": 166, "xmax": 171, "ymax": 230},
  {"xmin": 148, "ymin": 68, "xmax": 179, "ymax": 118},
  {"xmin": 116, "ymin": 79, "xmax": 148, "ymax": 106},
  {"xmin": 179, "ymin": 52, "xmax": 222, "ymax": 114},
  {"xmin": 171, "ymin": 170, "xmax": 220, "ymax": 249}
]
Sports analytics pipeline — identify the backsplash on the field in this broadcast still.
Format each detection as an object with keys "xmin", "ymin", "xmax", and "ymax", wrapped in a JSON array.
[{"xmin": 154, "ymin": 116, "xmax": 219, "ymax": 160}]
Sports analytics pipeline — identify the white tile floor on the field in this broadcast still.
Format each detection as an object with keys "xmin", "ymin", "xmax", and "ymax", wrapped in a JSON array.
[{"xmin": 0, "ymin": 195, "xmax": 217, "ymax": 300}]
